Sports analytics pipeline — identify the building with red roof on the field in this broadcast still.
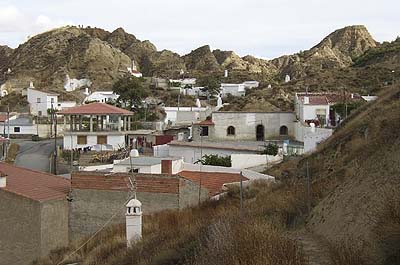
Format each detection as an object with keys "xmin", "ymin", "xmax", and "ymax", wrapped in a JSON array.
[
  {"xmin": 60, "ymin": 102, "xmax": 135, "ymax": 150},
  {"xmin": 0, "ymin": 162, "xmax": 70, "ymax": 265}
]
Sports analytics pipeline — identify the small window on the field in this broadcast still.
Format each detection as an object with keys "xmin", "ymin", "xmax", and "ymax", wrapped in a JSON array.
[
  {"xmin": 51, "ymin": 98, "xmax": 54, "ymax": 103},
  {"xmin": 227, "ymin": 126, "xmax": 235, "ymax": 136},
  {"xmin": 14, "ymin": 127, "xmax": 20, "ymax": 133},
  {"xmin": 97, "ymin": 135, "xmax": 107, "ymax": 144},
  {"xmin": 280, "ymin": 126, "xmax": 288, "ymax": 135},
  {"xmin": 77, "ymin": 135, "xmax": 87, "ymax": 145},
  {"xmin": 36, "ymin": 98, "xmax": 41, "ymax": 103},
  {"xmin": 38, "ymin": 111, "xmax": 42, "ymax": 116},
  {"xmin": 200, "ymin": 126, "xmax": 209, "ymax": 136},
  {"xmin": 128, "ymin": 168, "xmax": 139, "ymax": 173}
]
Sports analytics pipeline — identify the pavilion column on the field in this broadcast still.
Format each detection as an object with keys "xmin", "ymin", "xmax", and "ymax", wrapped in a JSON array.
[
  {"xmin": 63, "ymin": 116, "xmax": 66, "ymax": 130},
  {"xmin": 70, "ymin": 115, "xmax": 73, "ymax": 132},
  {"xmin": 89, "ymin": 115, "xmax": 93, "ymax": 132},
  {"xmin": 124, "ymin": 116, "xmax": 128, "ymax": 131},
  {"xmin": 73, "ymin": 115, "xmax": 77, "ymax": 131},
  {"xmin": 128, "ymin": 116, "xmax": 131, "ymax": 131},
  {"xmin": 79, "ymin": 115, "xmax": 82, "ymax": 131},
  {"xmin": 96, "ymin": 115, "xmax": 99, "ymax": 131},
  {"xmin": 118, "ymin": 116, "xmax": 122, "ymax": 132}
]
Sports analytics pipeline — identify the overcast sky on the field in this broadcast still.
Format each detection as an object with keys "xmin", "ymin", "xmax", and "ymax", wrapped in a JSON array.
[{"xmin": 0, "ymin": 0, "xmax": 398, "ymax": 59}]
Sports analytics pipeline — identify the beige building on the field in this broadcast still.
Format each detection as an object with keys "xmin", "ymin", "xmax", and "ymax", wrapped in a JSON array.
[
  {"xmin": 0, "ymin": 162, "xmax": 70, "ymax": 265},
  {"xmin": 192, "ymin": 111, "xmax": 296, "ymax": 142}
]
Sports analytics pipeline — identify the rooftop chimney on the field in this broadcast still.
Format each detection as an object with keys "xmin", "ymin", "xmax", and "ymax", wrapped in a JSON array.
[
  {"xmin": 161, "ymin": 160, "xmax": 173, "ymax": 175},
  {"xmin": 0, "ymin": 171, "xmax": 6, "ymax": 188},
  {"xmin": 304, "ymin": 96, "xmax": 310, "ymax": 105}
]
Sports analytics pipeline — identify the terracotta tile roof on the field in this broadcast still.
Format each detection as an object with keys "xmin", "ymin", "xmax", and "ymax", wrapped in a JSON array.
[
  {"xmin": 197, "ymin": 119, "xmax": 214, "ymax": 125},
  {"xmin": 71, "ymin": 172, "xmax": 180, "ymax": 194},
  {"xmin": 0, "ymin": 162, "xmax": 70, "ymax": 202},
  {"xmin": 299, "ymin": 95, "xmax": 329, "ymax": 105},
  {"xmin": 59, "ymin": 102, "xmax": 133, "ymax": 115},
  {"xmin": 178, "ymin": 171, "xmax": 247, "ymax": 196},
  {"xmin": 0, "ymin": 114, "xmax": 7, "ymax": 122}
]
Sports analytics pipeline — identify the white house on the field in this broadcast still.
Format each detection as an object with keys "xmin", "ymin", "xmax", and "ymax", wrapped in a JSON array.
[
  {"xmin": 113, "ymin": 156, "xmax": 184, "ymax": 174},
  {"xmin": 127, "ymin": 60, "xmax": 143, "ymax": 78},
  {"xmin": 163, "ymin": 106, "xmax": 212, "ymax": 125},
  {"xmin": 60, "ymin": 103, "xmax": 134, "ymax": 150},
  {"xmin": 27, "ymin": 88, "xmax": 59, "ymax": 117},
  {"xmin": 295, "ymin": 94, "xmax": 330, "ymax": 126},
  {"xmin": 220, "ymin": 83, "xmax": 246, "ymax": 98},
  {"xmin": 84, "ymin": 91, "xmax": 120, "ymax": 103},
  {"xmin": 192, "ymin": 111, "xmax": 296, "ymax": 142}
]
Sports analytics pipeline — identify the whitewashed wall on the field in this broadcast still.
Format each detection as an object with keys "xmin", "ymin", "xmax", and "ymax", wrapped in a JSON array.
[
  {"xmin": 63, "ymin": 135, "xmax": 125, "ymax": 150},
  {"xmin": 231, "ymin": 154, "xmax": 282, "ymax": 169},
  {"xmin": 168, "ymin": 144, "xmax": 257, "ymax": 164},
  {"xmin": 304, "ymin": 128, "xmax": 333, "ymax": 153}
]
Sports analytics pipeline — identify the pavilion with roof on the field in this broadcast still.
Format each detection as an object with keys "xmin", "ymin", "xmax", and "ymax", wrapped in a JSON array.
[{"xmin": 59, "ymin": 102, "xmax": 134, "ymax": 150}]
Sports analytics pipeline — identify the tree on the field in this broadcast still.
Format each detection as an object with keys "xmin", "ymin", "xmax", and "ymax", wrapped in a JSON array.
[
  {"xmin": 197, "ymin": 75, "xmax": 221, "ymax": 96},
  {"xmin": 196, "ymin": 154, "xmax": 231, "ymax": 167},
  {"xmin": 262, "ymin": 143, "xmax": 279, "ymax": 156},
  {"xmin": 113, "ymin": 76, "xmax": 149, "ymax": 107}
]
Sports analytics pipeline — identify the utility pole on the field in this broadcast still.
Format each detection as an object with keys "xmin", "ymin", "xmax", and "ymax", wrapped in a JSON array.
[
  {"xmin": 7, "ymin": 105, "xmax": 10, "ymax": 140},
  {"xmin": 240, "ymin": 171, "xmax": 243, "ymax": 214},
  {"xmin": 306, "ymin": 161, "xmax": 311, "ymax": 214},
  {"xmin": 392, "ymin": 70, "xmax": 395, "ymax": 85},
  {"xmin": 198, "ymin": 127, "xmax": 203, "ymax": 205},
  {"xmin": 52, "ymin": 104, "xmax": 57, "ymax": 175}
]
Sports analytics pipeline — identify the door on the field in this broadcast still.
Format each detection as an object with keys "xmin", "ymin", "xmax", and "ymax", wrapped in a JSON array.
[{"xmin": 256, "ymin": 124, "xmax": 265, "ymax": 141}]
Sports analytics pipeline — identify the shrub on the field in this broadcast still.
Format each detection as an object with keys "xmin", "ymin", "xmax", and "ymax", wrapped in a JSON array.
[
  {"xmin": 196, "ymin": 154, "xmax": 231, "ymax": 167},
  {"xmin": 262, "ymin": 143, "xmax": 279, "ymax": 156}
]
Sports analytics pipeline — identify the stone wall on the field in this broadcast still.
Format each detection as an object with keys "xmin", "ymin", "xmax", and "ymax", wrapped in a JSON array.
[
  {"xmin": 40, "ymin": 198, "xmax": 69, "ymax": 257},
  {"xmin": 0, "ymin": 190, "xmax": 41, "ymax": 265}
]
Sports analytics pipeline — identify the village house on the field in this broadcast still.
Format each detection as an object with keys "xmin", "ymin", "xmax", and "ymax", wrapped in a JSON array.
[
  {"xmin": 60, "ymin": 102, "xmax": 134, "ymax": 150},
  {"xmin": 220, "ymin": 83, "xmax": 246, "ymax": 98},
  {"xmin": 0, "ymin": 163, "xmax": 70, "ymax": 265},
  {"xmin": 163, "ymin": 106, "xmax": 212, "ymax": 126},
  {"xmin": 294, "ymin": 92, "xmax": 363, "ymax": 127},
  {"xmin": 192, "ymin": 111, "xmax": 295, "ymax": 142},
  {"xmin": 27, "ymin": 87, "xmax": 59, "ymax": 117},
  {"xmin": 84, "ymin": 90, "xmax": 120, "ymax": 103},
  {"xmin": 127, "ymin": 60, "xmax": 143, "ymax": 78}
]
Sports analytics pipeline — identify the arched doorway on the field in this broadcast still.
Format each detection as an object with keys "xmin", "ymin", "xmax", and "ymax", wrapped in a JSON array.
[
  {"xmin": 256, "ymin": 124, "xmax": 264, "ymax": 141},
  {"xmin": 280, "ymin": 125, "xmax": 288, "ymax": 135}
]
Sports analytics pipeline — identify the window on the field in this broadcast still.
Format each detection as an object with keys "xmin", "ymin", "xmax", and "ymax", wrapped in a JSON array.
[
  {"xmin": 280, "ymin": 126, "xmax": 288, "ymax": 135},
  {"xmin": 14, "ymin": 127, "xmax": 20, "ymax": 133},
  {"xmin": 36, "ymin": 98, "xmax": 41, "ymax": 103},
  {"xmin": 200, "ymin": 126, "xmax": 209, "ymax": 137},
  {"xmin": 50, "ymin": 98, "xmax": 54, "ymax": 103},
  {"xmin": 77, "ymin": 135, "xmax": 87, "ymax": 145},
  {"xmin": 38, "ymin": 111, "xmax": 42, "ymax": 116},
  {"xmin": 227, "ymin": 126, "xmax": 236, "ymax": 136},
  {"xmin": 97, "ymin": 135, "xmax": 107, "ymax": 144}
]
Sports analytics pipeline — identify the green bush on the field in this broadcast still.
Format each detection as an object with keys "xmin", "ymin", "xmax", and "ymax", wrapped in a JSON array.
[
  {"xmin": 196, "ymin": 154, "xmax": 231, "ymax": 167},
  {"xmin": 262, "ymin": 143, "xmax": 279, "ymax": 156}
]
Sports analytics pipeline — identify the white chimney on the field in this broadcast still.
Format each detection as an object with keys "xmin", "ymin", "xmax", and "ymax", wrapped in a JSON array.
[
  {"xmin": 304, "ymin": 96, "xmax": 310, "ymax": 105},
  {"xmin": 351, "ymin": 93, "xmax": 354, "ymax": 99},
  {"xmin": 310, "ymin": 122, "xmax": 316, "ymax": 133},
  {"xmin": 0, "ymin": 172, "xmax": 6, "ymax": 188},
  {"xmin": 224, "ymin": 70, "xmax": 228, "ymax": 78},
  {"xmin": 126, "ymin": 198, "xmax": 142, "ymax": 247}
]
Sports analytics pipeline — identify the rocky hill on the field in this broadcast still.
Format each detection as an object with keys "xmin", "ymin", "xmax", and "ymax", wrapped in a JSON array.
[
  {"xmin": 0, "ymin": 26, "xmax": 132, "ymax": 92},
  {"xmin": 0, "ymin": 24, "xmax": 395, "ymax": 97}
]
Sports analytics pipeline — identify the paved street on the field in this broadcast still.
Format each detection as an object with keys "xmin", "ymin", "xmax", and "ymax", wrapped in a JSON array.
[{"xmin": 14, "ymin": 139, "xmax": 63, "ymax": 173}]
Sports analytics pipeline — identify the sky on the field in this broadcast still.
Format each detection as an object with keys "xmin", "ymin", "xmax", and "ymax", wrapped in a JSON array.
[{"xmin": 0, "ymin": 0, "xmax": 398, "ymax": 59}]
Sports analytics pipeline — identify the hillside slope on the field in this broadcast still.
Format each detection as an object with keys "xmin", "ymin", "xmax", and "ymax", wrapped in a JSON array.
[{"xmin": 269, "ymin": 84, "xmax": 400, "ymax": 264}]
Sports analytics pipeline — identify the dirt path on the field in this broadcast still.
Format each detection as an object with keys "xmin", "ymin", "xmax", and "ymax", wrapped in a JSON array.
[{"xmin": 292, "ymin": 230, "xmax": 332, "ymax": 265}]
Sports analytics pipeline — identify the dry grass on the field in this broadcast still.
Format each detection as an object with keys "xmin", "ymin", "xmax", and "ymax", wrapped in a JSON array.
[
  {"xmin": 328, "ymin": 242, "xmax": 369, "ymax": 265},
  {"xmin": 5, "ymin": 143, "xmax": 20, "ymax": 163},
  {"xmin": 35, "ymin": 183, "xmax": 307, "ymax": 265}
]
